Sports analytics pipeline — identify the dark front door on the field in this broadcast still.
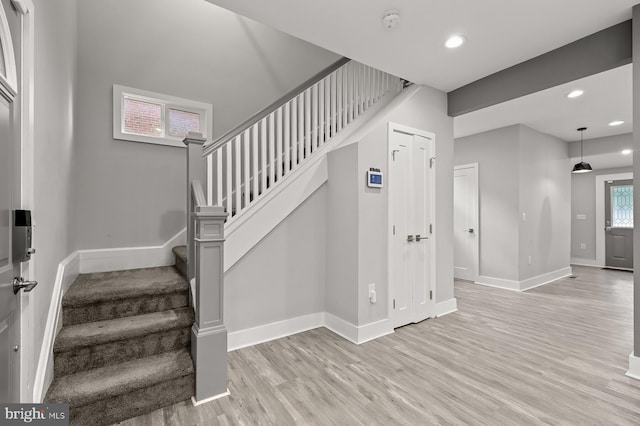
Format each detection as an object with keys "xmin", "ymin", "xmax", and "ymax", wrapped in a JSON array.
[{"xmin": 605, "ymin": 179, "xmax": 633, "ymax": 270}]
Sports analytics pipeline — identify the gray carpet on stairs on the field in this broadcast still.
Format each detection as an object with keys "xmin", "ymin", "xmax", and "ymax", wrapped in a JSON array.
[{"xmin": 45, "ymin": 261, "xmax": 195, "ymax": 426}]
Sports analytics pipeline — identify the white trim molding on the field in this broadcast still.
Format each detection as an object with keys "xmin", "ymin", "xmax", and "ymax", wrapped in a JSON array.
[
  {"xmin": 626, "ymin": 352, "xmax": 640, "ymax": 380},
  {"xmin": 570, "ymin": 257, "xmax": 602, "ymax": 268},
  {"xmin": 475, "ymin": 276, "xmax": 521, "ymax": 291},
  {"xmin": 595, "ymin": 172, "xmax": 633, "ymax": 267},
  {"xmin": 436, "ymin": 298, "xmax": 458, "ymax": 317},
  {"xmin": 228, "ymin": 313, "xmax": 324, "ymax": 352},
  {"xmin": 192, "ymin": 389, "xmax": 230, "ymax": 407},
  {"xmin": 321, "ymin": 313, "xmax": 359, "ymax": 344},
  {"xmin": 519, "ymin": 267, "xmax": 573, "ymax": 291},
  {"xmin": 78, "ymin": 229, "xmax": 186, "ymax": 273},
  {"xmin": 33, "ymin": 251, "xmax": 80, "ymax": 402},
  {"xmin": 476, "ymin": 267, "xmax": 572, "ymax": 292}
]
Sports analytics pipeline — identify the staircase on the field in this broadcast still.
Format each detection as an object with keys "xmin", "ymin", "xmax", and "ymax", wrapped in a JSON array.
[{"xmin": 45, "ymin": 262, "xmax": 194, "ymax": 426}]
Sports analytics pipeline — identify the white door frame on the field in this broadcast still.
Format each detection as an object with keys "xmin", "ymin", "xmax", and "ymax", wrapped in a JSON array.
[
  {"xmin": 595, "ymin": 172, "xmax": 633, "ymax": 267},
  {"xmin": 454, "ymin": 163, "xmax": 479, "ymax": 281},
  {"xmin": 387, "ymin": 122, "xmax": 437, "ymax": 324}
]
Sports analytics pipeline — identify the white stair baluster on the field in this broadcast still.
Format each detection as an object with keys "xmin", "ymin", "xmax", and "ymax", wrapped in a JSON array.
[
  {"xmin": 291, "ymin": 97, "xmax": 298, "ymax": 168},
  {"xmin": 268, "ymin": 112, "xmax": 275, "ymax": 187},
  {"xmin": 243, "ymin": 129, "xmax": 250, "ymax": 209},
  {"xmin": 276, "ymin": 108, "xmax": 283, "ymax": 179},
  {"xmin": 284, "ymin": 102, "xmax": 291, "ymax": 173},
  {"xmin": 260, "ymin": 119, "xmax": 267, "ymax": 194},
  {"xmin": 304, "ymin": 88, "xmax": 311, "ymax": 160},
  {"xmin": 251, "ymin": 124, "xmax": 259, "ymax": 203},
  {"xmin": 234, "ymin": 135, "xmax": 242, "ymax": 215}
]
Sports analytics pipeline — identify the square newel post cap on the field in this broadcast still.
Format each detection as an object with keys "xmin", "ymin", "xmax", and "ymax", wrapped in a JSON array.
[{"xmin": 183, "ymin": 132, "xmax": 207, "ymax": 146}]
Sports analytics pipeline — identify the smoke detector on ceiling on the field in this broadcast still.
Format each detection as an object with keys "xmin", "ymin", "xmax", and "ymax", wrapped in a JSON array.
[{"xmin": 382, "ymin": 11, "xmax": 401, "ymax": 29}]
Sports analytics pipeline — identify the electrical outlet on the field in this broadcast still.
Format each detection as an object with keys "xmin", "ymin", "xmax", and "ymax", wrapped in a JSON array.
[
  {"xmin": 580, "ymin": 243, "xmax": 586, "ymax": 250},
  {"xmin": 369, "ymin": 283, "xmax": 376, "ymax": 303}
]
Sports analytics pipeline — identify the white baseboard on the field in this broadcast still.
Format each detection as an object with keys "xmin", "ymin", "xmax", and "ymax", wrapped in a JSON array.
[
  {"xmin": 355, "ymin": 318, "xmax": 394, "ymax": 344},
  {"xmin": 475, "ymin": 275, "xmax": 520, "ymax": 291},
  {"xmin": 436, "ymin": 298, "xmax": 458, "ymax": 317},
  {"xmin": 323, "ymin": 312, "xmax": 359, "ymax": 344},
  {"xmin": 33, "ymin": 250, "xmax": 80, "ymax": 402},
  {"xmin": 570, "ymin": 257, "xmax": 602, "ymax": 268},
  {"xmin": 228, "ymin": 313, "xmax": 393, "ymax": 350},
  {"xmin": 519, "ymin": 267, "xmax": 573, "ymax": 291},
  {"xmin": 191, "ymin": 389, "xmax": 230, "ymax": 406},
  {"xmin": 626, "ymin": 352, "xmax": 640, "ymax": 380},
  {"xmin": 228, "ymin": 313, "xmax": 324, "ymax": 351},
  {"xmin": 79, "ymin": 228, "xmax": 186, "ymax": 273},
  {"xmin": 476, "ymin": 267, "xmax": 572, "ymax": 292}
]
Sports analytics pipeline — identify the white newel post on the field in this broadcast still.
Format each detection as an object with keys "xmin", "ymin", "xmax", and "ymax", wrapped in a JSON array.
[
  {"xmin": 191, "ymin": 204, "xmax": 229, "ymax": 404},
  {"xmin": 184, "ymin": 132, "xmax": 207, "ymax": 282}
]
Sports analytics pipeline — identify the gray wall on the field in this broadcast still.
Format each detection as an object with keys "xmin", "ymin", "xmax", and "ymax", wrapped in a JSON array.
[
  {"xmin": 454, "ymin": 126, "xmax": 520, "ymax": 281},
  {"xmin": 454, "ymin": 125, "xmax": 571, "ymax": 283},
  {"xmin": 224, "ymin": 186, "xmax": 327, "ymax": 332},
  {"xmin": 31, "ymin": 0, "xmax": 78, "ymax": 396},
  {"xmin": 356, "ymin": 86, "xmax": 455, "ymax": 322},
  {"xmin": 326, "ymin": 144, "xmax": 359, "ymax": 324},
  {"xmin": 74, "ymin": 0, "xmax": 340, "ymax": 250},
  {"xmin": 571, "ymin": 166, "xmax": 633, "ymax": 261},
  {"xmin": 518, "ymin": 125, "xmax": 571, "ymax": 280}
]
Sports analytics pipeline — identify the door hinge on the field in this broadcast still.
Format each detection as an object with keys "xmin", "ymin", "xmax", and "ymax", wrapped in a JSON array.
[
  {"xmin": 430, "ymin": 157, "xmax": 435, "ymax": 168},
  {"xmin": 429, "ymin": 224, "xmax": 433, "ymax": 234},
  {"xmin": 429, "ymin": 290, "xmax": 433, "ymax": 300},
  {"xmin": 393, "ymin": 299, "xmax": 396, "ymax": 309},
  {"xmin": 393, "ymin": 225, "xmax": 396, "ymax": 235}
]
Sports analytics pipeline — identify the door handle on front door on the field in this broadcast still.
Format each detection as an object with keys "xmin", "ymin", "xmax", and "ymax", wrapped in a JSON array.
[
  {"xmin": 605, "ymin": 226, "xmax": 612, "ymax": 232},
  {"xmin": 415, "ymin": 235, "xmax": 428, "ymax": 241},
  {"xmin": 13, "ymin": 277, "xmax": 38, "ymax": 294}
]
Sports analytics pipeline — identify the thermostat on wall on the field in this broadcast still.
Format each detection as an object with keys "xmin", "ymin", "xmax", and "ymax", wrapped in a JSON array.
[{"xmin": 367, "ymin": 168, "xmax": 383, "ymax": 188}]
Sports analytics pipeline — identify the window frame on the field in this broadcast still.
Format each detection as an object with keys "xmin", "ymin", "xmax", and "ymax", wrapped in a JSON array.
[{"xmin": 113, "ymin": 84, "xmax": 213, "ymax": 148}]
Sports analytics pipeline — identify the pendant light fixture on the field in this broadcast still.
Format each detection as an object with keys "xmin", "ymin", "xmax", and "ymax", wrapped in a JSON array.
[{"xmin": 572, "ymin": 127, "xmax": 593, "ymax": 174}]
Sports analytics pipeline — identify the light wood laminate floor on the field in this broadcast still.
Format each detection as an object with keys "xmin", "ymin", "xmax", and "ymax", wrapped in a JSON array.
[{"xmin": 119, "ymin": 266, "xmax": 640, "ymax": 425}]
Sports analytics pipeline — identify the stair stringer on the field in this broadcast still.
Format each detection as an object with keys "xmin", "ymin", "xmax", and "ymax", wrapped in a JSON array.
[{"xmin": 223, "ymin": 85, "xmax": 420, "ymax": 271}]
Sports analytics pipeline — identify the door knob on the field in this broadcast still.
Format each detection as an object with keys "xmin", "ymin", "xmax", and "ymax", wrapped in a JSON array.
[
  {"xmin": 13, "ymin": 277, "xmax": 38, "ymax": 294},
  {"xmin": 467, "ymin": 228, "xmax": 474, "ymax": 233}
]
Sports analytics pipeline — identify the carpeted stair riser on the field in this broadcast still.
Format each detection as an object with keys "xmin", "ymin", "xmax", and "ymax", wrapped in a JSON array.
[
  {"xmin": 172, "ymin": 246, "xmax": 187, "ymax": 280},
  {"xmin": 70, "ymin": 375, "xmax": 194, "ymax": 426},
  {"xmin": 54, "ymin": 328, "xmax": 191, "ymax": 377},
  {"xmin": 63, "ymin": 293, "xmax": 188, "ymax": 326}
]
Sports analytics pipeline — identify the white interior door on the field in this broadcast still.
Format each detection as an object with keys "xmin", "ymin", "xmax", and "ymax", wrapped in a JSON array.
[
  {"xmin": 0, "ymin": 0, "xmax": 22, "ymax": 403},
  {"xmin": 389, "ymin": 125, "xmax": 434, "ymax": 328},
  {"xmin": 454, "ymin": 164, "xmax": 478, "ymax": 281}
]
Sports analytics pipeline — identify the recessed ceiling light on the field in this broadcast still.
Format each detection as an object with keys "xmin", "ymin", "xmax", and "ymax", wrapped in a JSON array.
[
  {"xmin": 609, "ymin": 120, "xmax": 624, "ymax": 126},
  {"xmin": 567, "ymin": 90, "xmax": 584, "ymax": 99},
  {"xmin": 445, "ymin": 35, "xmax": 466, "ymax": 49},
  {"xmin": 622, "ymin": 149, "xmax": 632, "ymax": 155}
]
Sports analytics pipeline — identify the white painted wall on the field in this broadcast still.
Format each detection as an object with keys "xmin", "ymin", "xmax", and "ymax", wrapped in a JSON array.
[
  {"xmin": 518, "ymin": 125, "xmax": 571, "ymax": 281},
  {"xmin": 224, "ymin": 186, "xmax": 327, "ymax": 332},
  {"xmin": 30, "ymin": 0, "xmax": 78, "ymax": 397},
  {"xmin": 74, "ymin": 0, "xmax": 340, "ymax": 250},
  {"xmin": 454, "ymin": 126, "xmax": 520, "ymax": 281},
  {"xmin": 571, "ymin": 166, "xmax": 633, "ymax": 262}
]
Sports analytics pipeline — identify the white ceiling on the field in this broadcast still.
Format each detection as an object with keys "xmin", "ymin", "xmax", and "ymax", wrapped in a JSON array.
[
  {"xmin": 207, "ymin": 0, "xmax": 636, "ymax": 147},
  {"xmin": 206, "ymin": 0, "xmax": 637, "ymax": 92},
  {"xmin": 455, "ymin": 64, "xmax": 633, "ymax": 141}
]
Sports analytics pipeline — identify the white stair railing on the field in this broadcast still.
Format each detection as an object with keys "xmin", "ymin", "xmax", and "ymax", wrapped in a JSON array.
[{"xmin": 202, "ymin": 59, "xmax": 403, "ymax": 225}]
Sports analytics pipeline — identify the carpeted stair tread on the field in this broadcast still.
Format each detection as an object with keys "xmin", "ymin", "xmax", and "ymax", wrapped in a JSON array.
[
  {"xmin": 172, "ymin": 245, "xmax": 187, "ymax": 280},
  {"xmin": 54, "ymin": 307, "xmax": 194, "ymax": 353},
  {"xmin": 46, "ymin": 348, "xmax": 193, "ymax": 408},
  {"xmin": 172, "ymin": 245, "xmax": 186, "ymax": 262},
  {"xmin": 63, "ymin": 266, "xmax": 187, "ymax": 307}
]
